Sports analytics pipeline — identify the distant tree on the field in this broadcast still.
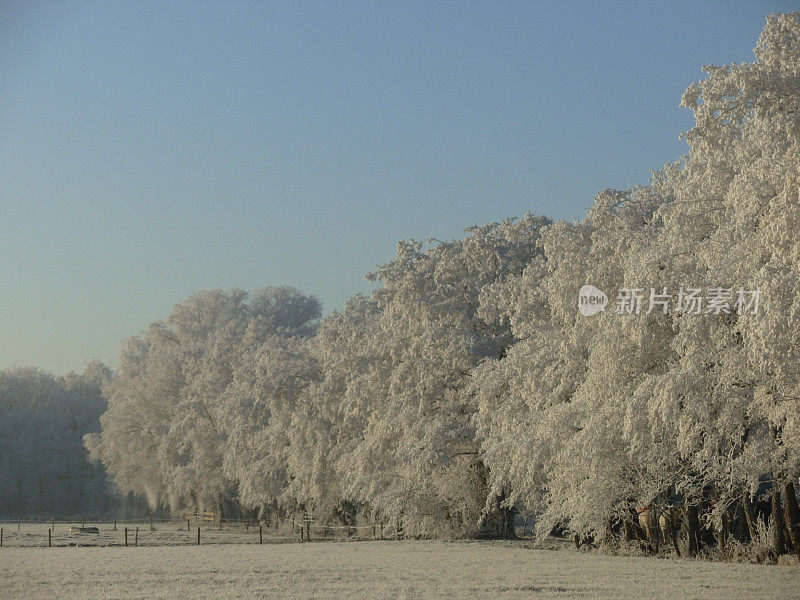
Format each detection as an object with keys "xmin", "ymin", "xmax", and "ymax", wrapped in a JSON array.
[{"xmin": 0, "ymin": 364, "xmax": 113, "ymax": 516}]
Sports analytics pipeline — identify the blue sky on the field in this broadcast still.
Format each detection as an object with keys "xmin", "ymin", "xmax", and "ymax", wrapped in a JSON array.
[{"xmin": 1, "ymin": 1, "xmax": 796, "ymax": 374}]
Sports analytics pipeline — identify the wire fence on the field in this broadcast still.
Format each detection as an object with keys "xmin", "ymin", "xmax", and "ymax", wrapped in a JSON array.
[{"xmin": 0, "ymin": 515, "xmax": 397, "ymax": 548}]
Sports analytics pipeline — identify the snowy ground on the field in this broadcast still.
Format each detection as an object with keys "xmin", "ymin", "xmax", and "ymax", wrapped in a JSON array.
[{"xmin": 3, "ymin": 538, "xmax": 798, "ymax": 600}]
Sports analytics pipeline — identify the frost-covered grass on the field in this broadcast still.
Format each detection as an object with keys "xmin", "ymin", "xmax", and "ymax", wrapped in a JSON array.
[{"xmin": 3, "ymin": 539, "xmax": 798, "ymax": 600}]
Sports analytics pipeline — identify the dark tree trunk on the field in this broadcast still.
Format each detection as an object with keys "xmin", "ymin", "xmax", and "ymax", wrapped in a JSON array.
[
  {"xmin": 477, "ymin": 489, "xmax": 517, "ymax": 539},
  {"xmin": 783, "ymin": 481, "xmax": 800, "ymax": 563},
  {"xmin": 623, "ymin": 519, "xmax": 635, "ymax": 542},
  {"xmin": 686, "ymin": 502, "xmax": 701, "ymax": 557},
  {"xmin": 669, "ymin": 525, "xmax": 681, "ymax": 557},
  {"xmin": 742, "ymin": 495, "xmax": 757, "ymax": 542},
  {"xmin": 659, "ymin": 506, "xmax": 682, "ymax": 556},
  {"xmin": 771, "ymin": 487, "xmax": 787, "ymax": 556}
]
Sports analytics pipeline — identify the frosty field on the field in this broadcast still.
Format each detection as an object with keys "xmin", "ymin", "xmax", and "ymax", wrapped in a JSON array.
[{"xmin": 3, "ymin": 539, "xmax": 798, "ymax": 600}]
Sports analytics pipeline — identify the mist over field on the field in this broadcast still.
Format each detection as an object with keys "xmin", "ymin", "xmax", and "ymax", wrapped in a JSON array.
[{"xmin": 4, "ymin": 5, "xmax": 800, "ymax": 599}]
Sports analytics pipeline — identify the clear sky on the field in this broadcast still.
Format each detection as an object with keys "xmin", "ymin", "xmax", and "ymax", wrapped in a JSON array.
[{"xmin": 1, "ymin": 1, "xmax": 796, "ymax": 374}]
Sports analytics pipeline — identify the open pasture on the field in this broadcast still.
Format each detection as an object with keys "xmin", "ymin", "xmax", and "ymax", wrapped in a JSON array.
[{"xmin": 3, "ymin": 539, "xmax": 798, "ymax": 600}]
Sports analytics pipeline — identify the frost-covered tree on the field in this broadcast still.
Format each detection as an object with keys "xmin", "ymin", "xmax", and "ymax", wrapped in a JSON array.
[
  {"xmin": 218, "ymin": 333, "xmax": 320, "ymax": 520},
  {"xmin": 473, "ymin": 13, "xmax": 800, "ymax": 557},
  {"xmin": 0, "ymin": 363, "xmax": 113, "ymax": 516},
  {"xmin": 286, "ymin": 294, "xmax": 386, "ymax": 525},
  {"xmin": 473, "ymin": 180, "xmax": 676, "ymax": 539},
  {"xmin": 88, "ymin": 287, "xmax": 321, "ymax": 515},
  {"xmin": 316, "ymin": 216, "xmax": 551, "ymax": 535},
  {"xmin": 667, "ymin": 11, "xmax": 800, "ymax": 554}
]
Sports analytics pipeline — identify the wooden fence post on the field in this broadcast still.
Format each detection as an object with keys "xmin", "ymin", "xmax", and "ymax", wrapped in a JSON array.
[
  {"xmin": 17, "ymin": 517, "xmax": 20, "ymax": 532},
  {"xmin": 113, "ymin": 518, "xmax": 117, "ymax": 531},
  {"xmin": 1, "ymin": 527, "xmax": 3, "ymax": 547},
  {"xmin": 259, "ymin": 525, "xmax": 263, "ymax": 545},
  {"xmin": 135, "ymin": 526, "xmax": 138, "ymax": 547},
  {"xmin": 187, "ymin": 519, "xmax": 190, "ymax": 531},
  {"xmin": 124, "ymin": 527, "xmax": 128, "ymax": 547},
  {"xmin": 197, "ymin": 527, "xmax": 200, "ymax": 546},
  {"xmin": 48, "ymin": 529, "xmax": 51, "ymax": 547}
]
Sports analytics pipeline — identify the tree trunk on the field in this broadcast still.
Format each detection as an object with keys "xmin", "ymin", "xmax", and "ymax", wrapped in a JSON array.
[
  {"xmin": 771, "ymin": 486, "xmax": 787, "ymax": 556},
  {"xmin": 658, "ymin": 506, "xmax": 681, "ymax": 556},
  {"xmin": 742, "ymin": 495, "xmax": 757, "ymax": 542},
  {"xmin": 500, "ymin": 503, "xmax": 516, "ymax": 539},
  {"xmin": 686, "ymin": 502, "xmax": 701, "ymax": 557},
  {"xmin": 272, "ymin": 499, "xmax": 280, "ymax": 528},
  {"xmin": 624, "ymin": 519, "xmax": 635, "ymax": 542},
  {"xmin": 669, "ymin": 526, "xmax": 681, "ymax": 557},
  {"xmin": 602, "ymin": 519, "xmax": 615, "ymax": 548},
  {"xmin": 715, "ymin": 505, "xmax": 728, "ymax": 553},
  {"xmin": 477, "ymin": 489, "xmax": 517, "ymax": 539},
  {"xmin": 783, "ymin": 481, "xmax": 800, "ymax": 563}
]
